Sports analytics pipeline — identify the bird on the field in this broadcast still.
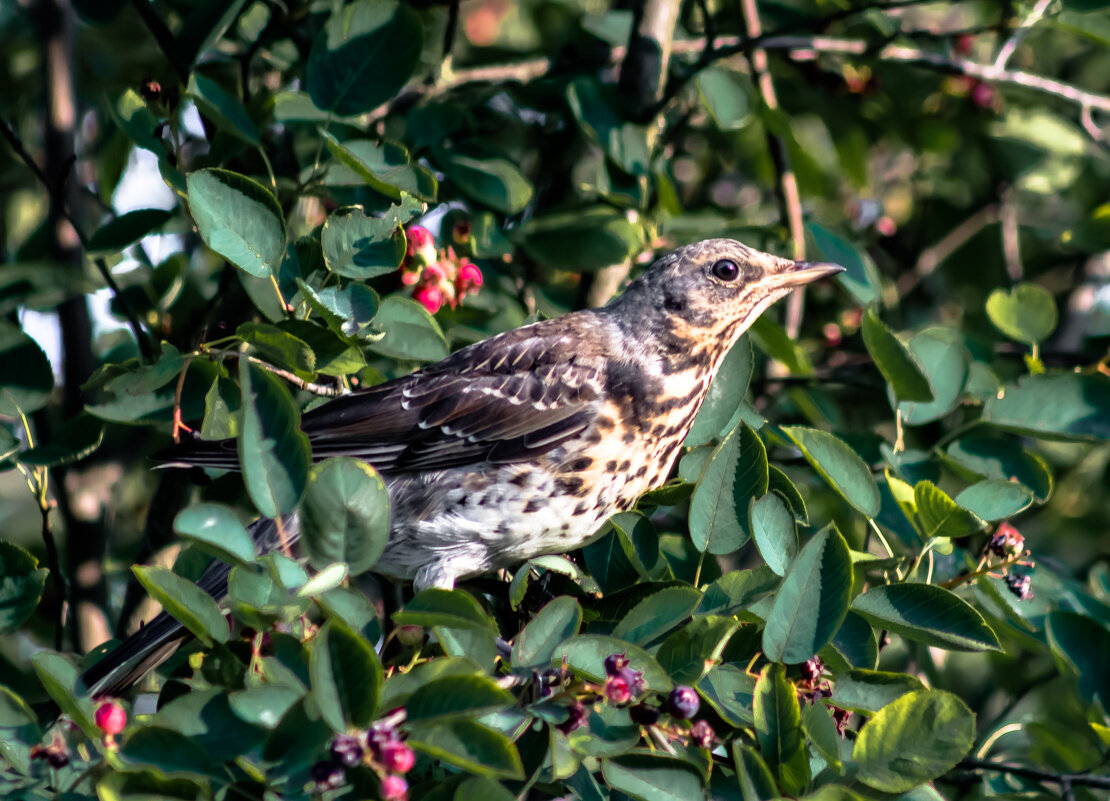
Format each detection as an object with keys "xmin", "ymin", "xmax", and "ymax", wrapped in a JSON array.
[{"xmin": 78, "ymin": 238, "xmax": 842, "ymax": 697}]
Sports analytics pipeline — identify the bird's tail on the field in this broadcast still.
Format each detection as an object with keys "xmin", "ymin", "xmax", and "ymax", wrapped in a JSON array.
[{"xmin": 78, "ymin": 515, "xmax": 295, "ymax": 699}]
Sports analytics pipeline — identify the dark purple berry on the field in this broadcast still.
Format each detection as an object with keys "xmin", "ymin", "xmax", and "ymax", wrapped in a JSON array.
[
  {"xmin": 555, "ymin": 701, "xmax": 588, "ymax": 734},
  {"xmin": 619, "ymin": 666, "xmax": 646, "ymax": 697},
  {"xmin": 800, "ymin": 657, "xmax": 823, "ymax": 683},
  {"xmin": 310, "ymin": 760, "xmax": 345, "ymax": 791},
  {"xmin": 831, "ymin": 706, "xmax": 851, "ymax": 735},
  {"xmin": 604, "ymin": 652, "xmax": 629, "ymax": 677},
  {"xmin": 629, "ymin": 703, "xmax": 660, "ymax": 726},
  {"xmin": 666, "ymin": 685, "xmax": 700, "ymax": 719},
  {"xmin": 1005, "ymin": 572, "xmax": 1034, "ymax": 601},
  {"xmin": 330, "ymin": 733, "xmax": 363, "ymax": 767},
  {"xmin": 989, "ymin": 523, "xmax": 1024, "ymax": 558},
  {"xmin": 690, "ymin": 719, "xmax": 715, "ymax": 748}
]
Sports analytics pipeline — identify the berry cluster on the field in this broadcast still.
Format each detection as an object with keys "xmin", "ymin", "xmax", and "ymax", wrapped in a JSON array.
[
  {"xmin": 310, "ymin": 712, "xmax": 415, "ymax": 799},
  {"xmin": 794, "ymin": 658, "xmax": 851, "ymax": 735},
  {"xmin": 401, "ymin": 225, "xmax": 483, "ymax": 314},
  {"xmin": 982, "ymin": 521, "xmax": 1035, "ymax": 602}
]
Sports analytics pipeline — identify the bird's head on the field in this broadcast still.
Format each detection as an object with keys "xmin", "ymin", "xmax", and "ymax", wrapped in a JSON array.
[{"xmin": 607, "ymin": 238, "xmax": 844, "ymax": 363}]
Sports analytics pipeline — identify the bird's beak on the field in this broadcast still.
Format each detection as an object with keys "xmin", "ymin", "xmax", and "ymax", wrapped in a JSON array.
[{"xmin": 771, "ymin": 260, "xmax": 845, "ymax": 289}]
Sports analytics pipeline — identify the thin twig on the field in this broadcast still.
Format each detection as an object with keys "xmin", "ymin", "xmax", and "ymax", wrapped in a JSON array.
[
  {"xmin": 993, "ymin": 0, "xmax": 1054, "ymax": 70},
  {"xmin": 897, "ymin": 204, "xmax": 1000, "ymax": 296},
  {"xmin": 738, "ymin": 0, "xmax": 807, "ymax": 341},
  {"xmin": 0, "ymin": 116, "xmax": 157, "ymax": 363},
  {"xmin": 999, "ymin": 187, "xmax": 1022, "ymax": 282},
  {"xmin": 957, "ymin": 758, "xmax": 1110, "ymax": 790},
  {"xmin": 247, "ymin": 356, "xmax": 349, "ymax": 396}
]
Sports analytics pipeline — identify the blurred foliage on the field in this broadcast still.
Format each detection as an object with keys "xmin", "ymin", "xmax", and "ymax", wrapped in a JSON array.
[{"xmin": 3, "ymin": 0, "xmax": 1110, "ymax": 799}]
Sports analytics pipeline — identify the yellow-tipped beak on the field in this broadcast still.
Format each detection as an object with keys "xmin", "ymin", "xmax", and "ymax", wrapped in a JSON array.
[{"xmin": 774, "ymin": 260, "xmax": 845, "ymax": 288}]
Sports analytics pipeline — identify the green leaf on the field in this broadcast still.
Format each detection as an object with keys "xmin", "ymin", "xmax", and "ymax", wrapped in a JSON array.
[
  {"xmin": 119, "ymin": 725, "xmax": 213, "ymax": 778},
  {"xmin": 697, "ymin": 67, "xmax": 751, "ymax": 131},
  {"xmin": 87, "ymin": 208, "xmax": 174, "ymax": 254},
  {"xmin": 0, "ymin": 323, "xmax": 54, "ymax": 416},
  {"xmin": 827, "ymin": 610, "xmax": 878, "ymax": 669},
  {"xmin": 861, "ymin": 309, "xmax": 933, "ymax": 403},
  {"xmin": 913, "ymin": 481, "xmax": 985, "ymax": 539},
  {"xmin": 749, "ymin": 315, "xmax": 813, "ymax": 376},
  {"xmin": 656, "ymin": 615, "xmax": 739, "ymax": 684},
  {"xmin": 187, "ymin": 72, "xmax": 260, "ymax": 145},
  {"xmin": 808, "ymin": 221, "xmax": 879, "ymax": 305},
  {"xmin": 310, "ymin": 618, "xmax": 382, "ymax": 731},
  {"xmin": 33, "ymin": 652, "xmax": 97, "ymax": 738},
  {"xmin": 132, "ymin": 565, "xmax": 228, "ymax": 646},
  {"xmin": 299, "ymin": 280, "xmax": 380, "ymax": 341},
  {"xmin": 299, "ymin": 458, "xmax": 390, "ymax": 576},
  {"xmin": 17, "ymin": 413, "xmax": 104, "ymax": 467},
  {"xmin": 781, "ymin": 425, "xmax": 880, "ymax": 518},
  {"xmin": 408, "ymin": 718, "xmax": 524, "ymax": 779},
  {"xmin": 802, "ymin": 702, "xmax": 843, "ymax": 771},
  {"xmin": 237, "ymin": 358, "xmax": 311, "ymax": 517},
  {"xmin": 750, "ymin": 492, "xmax": 798, "ymax": 577},
  {"xmin": 520, "ymin": 207, "xmax": 643, "ymax": 272},
  {"xmin": 855, "ymin": 689, "xmax": 975, "ymax": 793},
  {"xmin": 555, "ymin": 634, "xmax": 673, "ymax": 690},
  {"xmin": 753, "ymin": 663, "xmax": 809, "ymax": 795},
  {"xmin": 698, "ymin": 664, "xmax": 756, "ymax": 726},
  {"xmin": 277, "ymin": 320, "xmax": 367, "ymax": 377},
  {"xmin": 768, "ymin": 465, "xmax": 809, "ymax": 524},
  {"xmin": 698, "ymin": 566, "xmax": 780, "ymax": 615},
  {"xmin": 732, "ymin": 742, "xmax": 778, "ymax": 801},
  {"xmin": 831, "ymin": 668, "xmax": 926, "ymax": 714},
  {"xmin": 187, "ymin": 168, "xmax": 286, "ymax": 278},
  {"xmin": 228, "ymin": 685, "xmax": 304, "ymax": 729},
  {"xmin": 851, "ymin": 583, "xmax": 1002, "ymax": 651},
  {"xmin": 0, "ymin": 542, "xmax": 47, "ymax": 634},
  {"xmin": 612, "ymin": 586, "xmax": 702, "ymax": 646},
  {"xmin": 323, "ymin": 134, "xmax": 436, "ymax": 201},
  {"xmin": 954, "ymin": 480, "xmax": 1034, "ymax": 521},
  {"xmin": 983, "ymin": 373, "xmax": 1110, "ymax": 441},
  {"xmin": 443, "ymin": 153, "xmax": 533, "ymax": 215},
  {"xmin": 173, "ymin": 503, "xmax": 256, "ymax": 567},
  {"xmin": 601, "ymin": 754, "xmax": 707, "ymax": 801},
  {"xmin": 237, "ymin": 321, "xmax": 316, "ymax": 374},
  {"xmin": 306, "ymin": 0, "xmax": 423, "ymax": 116},
  {"xmin": 689, "ymin": 422, "xmax": 768, "ymax": 554},
  {"xmin": 394, "ymin": 589, "xmax": 497, "ymax": 631},
  {"xmin": 369, "ymin": 295, "xmax": 449, "ymax": 362},
  {"xmin": 986, "ymin": 283, "xmax": 1058, "ymax": 344},
  {"xmin": 762, "ymin": 525, "xmax": 852, "ymax": 663},
  {"xmin": 321, "ymin": 205, "xmax": 406, "ymax": 280},
  {"xmin": 897, "ymin": 329, "xmax": 969, "ymax": 425},
  {"xmin": 943, "ymin": 436, "xmax": 1052, "ymax": 502},
  {"xmin": 406, "ymin": 674, "xmax": 514, "ymax": 722},
  {"xmin": 685, "ymin": 335, "xmax": 753, "ymax": 447},
  {"xmin": 0, "ymin": 684, "xmax": 40, "ymax": 756},
  {"xmin": 1045, "ymin": 611, "xmax": 1110, "ymax": 711},
  {"xmin": 512, "ymin": 596, "xmax": 582, "ymax": 669}
]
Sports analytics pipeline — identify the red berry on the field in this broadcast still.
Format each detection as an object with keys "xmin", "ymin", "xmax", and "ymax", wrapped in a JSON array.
[
  {"xmin": 455, "ymin": 260, "xmax": 483, "ymax": 298},
  {"xmin": 380, "ymin": 774, "xmax": 408, "ymax": 801},
  {"xmin": 605, "ymin": 676, "xmax": 631, "ymax": 704},
  {"xmin": 379, "ymin": 741, "xmax": 415, "ymax": 774},
  {"xmin": 404, "ymin": 226, "xmax": 437, "ymax": 268},
  {"xmin": 989, "ymin": 522, "xmax": 1024, "ymax": 558},
  {"xmin": 413, "ymin": 284, "xmax": 443, "ymax": 314},
  {"xmin": 95, "ymin": 700, "xmax": 127, "ymax": 735}
]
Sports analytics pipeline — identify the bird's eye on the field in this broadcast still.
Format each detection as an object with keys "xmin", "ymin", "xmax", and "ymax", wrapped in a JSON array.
[{"xmin": 711, "ymin": 259, "xmax": 740, "ymax": 282}]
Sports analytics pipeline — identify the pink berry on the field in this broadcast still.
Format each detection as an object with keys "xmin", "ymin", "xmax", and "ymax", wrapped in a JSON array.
[
  {"xmin": 379, "ymin": 741, "xmax": 415, "ymax": 774},
  {"xmin": 455, "ymin": 261, "xmax": 483, "ymax": 296},
  {"xmin": 95, "ymin": 700, "xmax": 127, "ymax": 735},
  {"xmin": 605, "ymin": 676, "xmax": 631, "ymax": 705},
  {"xmin": 380, "ymin": 774, "xmax": 408, "ymax": 801},
  {"xmin": 413, "ymin": 284, "xmax": 443, "ymax": 314},
  {"xmin": 404, "ymin": 226, "xmax": 437, "ymax": 268}
]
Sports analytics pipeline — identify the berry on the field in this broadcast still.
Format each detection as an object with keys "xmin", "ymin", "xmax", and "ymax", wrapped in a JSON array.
[
  {"xmin": 604, "ymin": 675, "xmax": 631, "ymax": 705},
  {"xmin": 367, "ymin": 721, "xmax": 401, "ymax": 756},
  {"xmin": 95, "ymin": 700, "xmax": 127, "ymax": 735},
  {"xmin": 455, "ymin": 260, "xmax": 483, "ymax": 298},
  {"xmin": 603, "ymin": 653, "xmax": 629, "ymax": 677},
  {"xmin": 690, "ymin": 719, "xmax": 715, "ymax": 749},
  {"xmin": 618, "ymin": 666, "xmax": 646, "ymax": 697},
  {"xmin": 555, "ymin": 701, "xmax": 588, "ymax": 734},
  {"xmin": 379, "ymin": 741, "xmax": 415, "ymax": 774},
  {"xmin": 1005, "ymin": 572, "xmax": 1034, "ymax": 601},
  {"xmin": 800, "ymin": 657, "xmax": 824, "ymax": 683},
  {"xmin": 380, "ymin": 774, "xmax": 408, "ymax": 801},
  {"xmin": 395, "ymin": 625, "xmax": 424, "ymax": 646},
  {"xmin": 988, "ymin": 522, "xmax": 1024, "ymax": 559},
  {"xmin": 404, "ymin": 226, "xmax": 437, "ymax": 269},
  {"xmin": 971, "ymin": 81, "xmax": 996, "ymax": 109},
  {"xmin": 30, "ymin": 737, "xmax": 70, "ymax": 769},
  {"xmin": 452, "ymin": 219, "xmax": 471, "ymax": 245},
  {"xmin": 666, "ymin": 686, "xmax": 700, "ymax": 720},
  {"xmin": 831, "ymin": 706, "xmax": 852, "ymax": 735},
  {"xmin": 413, "ymin": 284, "xmax": 444, "ymax": 314},
  {"xmin": 310, "ymin": 760, "xmax": 345, "ymax": 791},
  {"xmin": 629, "ymin": 703, "xmax": 660, "ymax": 726},
  {"xmin": 330, "ymin": 733, "xmax": 363, "ymax": 767}
]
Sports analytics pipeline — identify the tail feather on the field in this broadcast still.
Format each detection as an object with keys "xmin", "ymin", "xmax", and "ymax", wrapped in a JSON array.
[{"xmin": 78, "ymin": 516, "xmax": 296, "ymax": 699}]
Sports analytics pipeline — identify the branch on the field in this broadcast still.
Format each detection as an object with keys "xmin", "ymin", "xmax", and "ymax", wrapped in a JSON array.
[
  {"xmin": 0, "ymin": 117, "xmax": 158, "ymax": 363},
  {"xmin": 993, "ymin": 0, "xmax": 1054, "ymax": 70},
  {"xmin": 958, "ymin": 758, "xmax": 1110, "ymax": 791},
  {"xmin": 738, "ymin": 0, "xmax": 808, "ymax": 341},
  {"xmin": 897, "ymin": 204, "xmax": 1000, "ymax": 296}
]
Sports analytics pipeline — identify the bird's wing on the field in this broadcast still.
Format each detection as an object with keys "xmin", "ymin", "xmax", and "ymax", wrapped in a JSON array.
[{"xmin": 157, "ymin": 317, "xmax": 608, "ymax": 475}]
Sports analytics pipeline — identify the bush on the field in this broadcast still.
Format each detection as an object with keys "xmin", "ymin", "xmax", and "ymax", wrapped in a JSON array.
[{"xmin": 2, "ymin": 1, "xmax": 1110, "ymax": 800}]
